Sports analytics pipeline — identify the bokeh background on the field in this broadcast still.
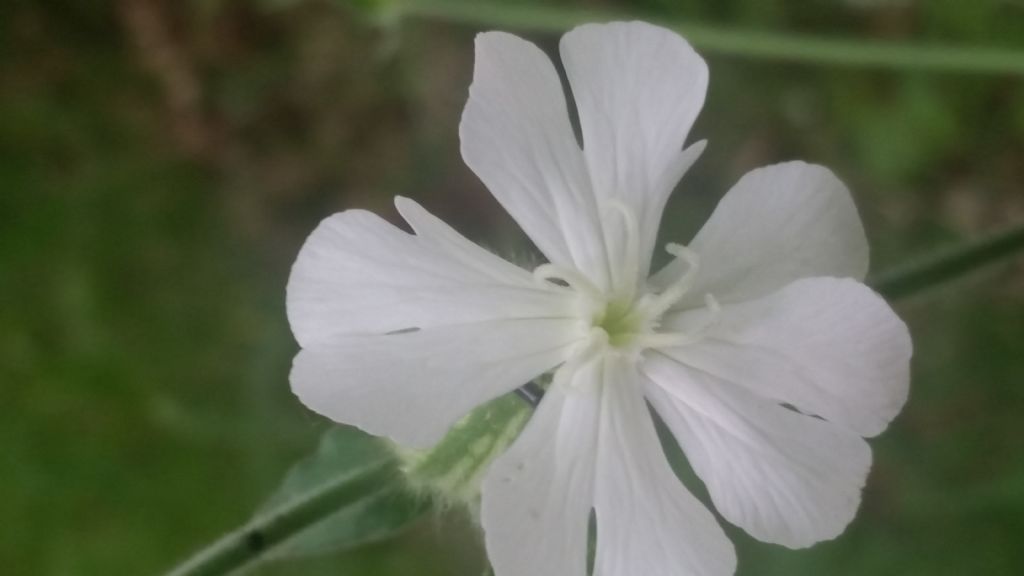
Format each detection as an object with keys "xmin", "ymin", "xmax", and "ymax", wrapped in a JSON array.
[{"xmin": 3, "ymin": 0, "xmax": 1024, "ymax": 574}]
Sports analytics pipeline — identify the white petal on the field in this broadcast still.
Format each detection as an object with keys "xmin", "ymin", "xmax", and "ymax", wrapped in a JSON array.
[
  {"xmin": 482, "ymin": 365, "xmax": 602, "ymax": 576},
  {"xmin": 593, "ymin": 356, "xmax": 735, "ymax": 576},
  {"xmin": 290, "ymin": 319, "xmax": 577, "ymax": 447},
  {"xmin": 644, "ymin": 354, "xmax": 872, "ymax": 548},
  {"xmin": 394, "ymin": 196, "xmax": 548, "ymax": 287},
  {"xmin": 460, "ymin": 32, "xmax": 611, "ymax": 289},
  {"xmin": 561, "ymin": 22, "xmax": 708, "ymax": 282},
  {"xmin": 662, "ymin": 277, "xmax": 911, "ymax": 437},
  {"xmin": 651, "ymin": 162, "xmax": 869, "ymax": 307},
  {"xmin": 286, "ymin": 205, "xmax": 573, "ymax": 347}
]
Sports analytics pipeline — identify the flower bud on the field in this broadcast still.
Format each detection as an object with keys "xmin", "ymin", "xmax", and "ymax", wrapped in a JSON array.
[{"xmin": 395, "ymin": 392, "xmax": 532, "ymax": 510}]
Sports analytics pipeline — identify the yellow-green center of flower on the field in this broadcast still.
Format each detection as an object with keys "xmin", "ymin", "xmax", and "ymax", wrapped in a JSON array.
[
  {"xmin": 533, "ymin": 239, "xmax": 723, "ymax": 357},
  {"xmin": 593, "ymin": 298, "xmax": 643, "ymax": 348},
  {"xmin": 532, "ymin": 200, "xmax": 724, "ymax": 357}
]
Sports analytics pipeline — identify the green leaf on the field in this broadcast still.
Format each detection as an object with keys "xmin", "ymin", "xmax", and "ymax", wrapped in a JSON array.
[{"xmin": 256, "ymin": 425, "xmax": 430, "ymax": 561}]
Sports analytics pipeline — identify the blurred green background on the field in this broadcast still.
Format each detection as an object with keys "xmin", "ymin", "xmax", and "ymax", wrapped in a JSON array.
[{"xmin": 2, "ymin": 0, "xmax": 1023, "ymax": 574}]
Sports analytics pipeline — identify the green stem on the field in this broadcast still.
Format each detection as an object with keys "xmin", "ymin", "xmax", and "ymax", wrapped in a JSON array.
[
  {"xmin": 163, "ymin": 462, "xmax": 395, "ymax": 576},
  {"xmin": 871, "ymin": 223, "xmax": 1024, "ymax": 300},
  {"xmin": 391, "ymin": 0, "xmax": 1024, "ymax": 75}
]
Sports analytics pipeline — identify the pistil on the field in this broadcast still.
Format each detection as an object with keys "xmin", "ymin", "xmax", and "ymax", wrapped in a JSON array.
[{"xmin": 601, "ymin": 200, "xmax": 641, "ymax": 300}]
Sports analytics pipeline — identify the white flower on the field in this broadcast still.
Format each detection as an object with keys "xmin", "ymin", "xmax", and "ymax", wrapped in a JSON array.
[{"xmin": 287, "ymin": 21, "xmax": 912, "ymax": 576}]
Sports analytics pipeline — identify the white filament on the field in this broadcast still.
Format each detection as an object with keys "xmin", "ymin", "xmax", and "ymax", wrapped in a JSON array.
[
  {"xmin": 636, "ymin": 243, "xmax": 700, "ymax": 320},
  {"xmin": 601, "ymin": 200, "xmax": 641, "ymax": 299},
  {"xmin": 634, "ymin": 294, "xmax": 721, "ymax": 349},
  {"xmin": 553, "ymin": 326, "xmax": 612, "ymax": 390}
]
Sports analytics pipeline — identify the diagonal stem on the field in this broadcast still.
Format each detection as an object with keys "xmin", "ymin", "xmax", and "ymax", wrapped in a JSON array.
[
  {"xmin": 163, "ymin": 462, "xmax": 395, "ymax": 576},
  {"xmin": 391, "ymin": 0, "xmax": 1024, "ymax": 76},
  {"xmin": 870, "ymin": 223, "xmax": 1024, "ymax": 301}
]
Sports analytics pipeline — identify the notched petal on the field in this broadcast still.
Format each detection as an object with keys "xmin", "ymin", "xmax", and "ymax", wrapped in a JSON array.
[
  {"xmin": 646, "ymin": 356, "xmax": 872, "ymax": 548},
  {"xmin": 287, "ymin": 206, "xmax": 573, "ymax": 347}
]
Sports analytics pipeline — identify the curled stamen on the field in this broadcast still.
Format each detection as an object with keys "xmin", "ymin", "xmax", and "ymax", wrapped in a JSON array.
[
  {"xmin": 533, "ymin": 264, "xmax": 604, "ymax": 301},
  {"xmin": 635, "ymin": 293, "xmax": 722, "ymax": 349},
  {"xmin": 601, "ymin": 200, "xmax": 641, "ymax": 297},
  {"xmin": 637, "ymin": 243, "xmax": 701, "ymax": 319},
  {"xmin": 572, "ymin": 326, "xmax": 609, "ymax": 365},
  {"xmin": 554, "ymin": 327, "xmax": 610, "ymax": 389},
  {"xmin": 681, "ymin": 293, "xmax": 721, "ymax": 337}
]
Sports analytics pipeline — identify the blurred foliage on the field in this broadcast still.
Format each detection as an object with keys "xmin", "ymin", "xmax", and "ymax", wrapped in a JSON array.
[{"xmin": 1, "ymin": 0, "xmax": 1022, "ymax": 575}]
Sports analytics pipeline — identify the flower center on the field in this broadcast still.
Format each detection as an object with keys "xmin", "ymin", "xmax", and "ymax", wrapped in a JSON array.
[
  {"xmin": 593, "ymin": 298, "xmax": 642, "ymax": 348},
  {"xmin": 534, "ymin": 241, "xmax": 720, "ymax": 355}
]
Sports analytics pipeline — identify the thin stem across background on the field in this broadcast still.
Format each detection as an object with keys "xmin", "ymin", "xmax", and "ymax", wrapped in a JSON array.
[
  {"xmin": 165, "ymin": 462, "xmax": 395, "ymax": 576},
  {"xmin": 871, "ymin": 223, "xmax": 1024, "ymax": 300},
  {"xmin": 391, "ymin": 0, "xmax": 1024, "ymax": 76}
]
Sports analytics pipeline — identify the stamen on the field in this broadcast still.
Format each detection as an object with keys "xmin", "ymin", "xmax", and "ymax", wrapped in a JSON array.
[
  {"xmin": 601, "ymin": 200, "xmax": 641, "ymax": 297},
  {"xmin": 634, "ymin": 293, "xmax": 722, "ymax": 349},
  {"xmin": 576, "ymin": 326, "xmax": 610, "ymax": 363},
  {"xmin": 533, "ymin": 264, "xmax": 604, "ymax": 302},
  {"xmin": 554, "ymin": 327, "xmax": 610, "ymax": 389},
  {"xmin": 637, "ymin": 243, "xmax": 701, "ymax": 319}
]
